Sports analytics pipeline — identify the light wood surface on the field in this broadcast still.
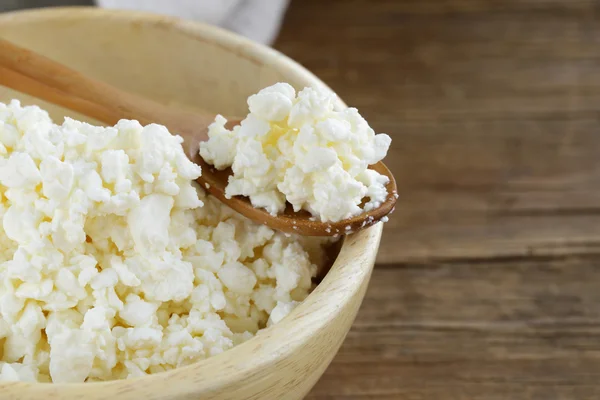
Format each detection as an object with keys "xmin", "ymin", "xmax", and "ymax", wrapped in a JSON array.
[
  {"xmin": 272, "ymin": 0, "xmax": 600, "ymax": 398},
  {"xmin": 0, "ymin": 8, "xmax": 383, "ymax": 399}
]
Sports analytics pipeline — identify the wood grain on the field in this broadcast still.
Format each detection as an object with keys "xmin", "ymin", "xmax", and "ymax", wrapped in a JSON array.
[
  {"xmin": 307, "ymin": 257, "xmax": 600, "ymax": 399},
  {"xmin": 274, "ymin": 1, "xmax": 600, "ymax": 398},
  {"xmin": 274, "ymin": 0, "xmax": 600, "ymax": 263},
  {"xmin": 1, "ymin": 2, "xmax": 598, "ymax": 399}
]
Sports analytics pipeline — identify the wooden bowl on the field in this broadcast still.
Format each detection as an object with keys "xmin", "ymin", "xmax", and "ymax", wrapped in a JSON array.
[{"xmin": 0, "ymin": 8, "xmax": 383, "ymax": 400}]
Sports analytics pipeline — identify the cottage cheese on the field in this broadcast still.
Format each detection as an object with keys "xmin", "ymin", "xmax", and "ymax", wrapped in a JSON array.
[
  {"xmin": 0, "ymin": 100, "xmax": 329, "ymax": 383},
  {"xmin": 199, "ymin": 83, "xmax": 392, "ymax": 222}
]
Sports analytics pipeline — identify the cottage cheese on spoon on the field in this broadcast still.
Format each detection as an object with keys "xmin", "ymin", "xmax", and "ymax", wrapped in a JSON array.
[{"xmin": 199, "ymin": 83, "xmax": 392, "ymax": 222}]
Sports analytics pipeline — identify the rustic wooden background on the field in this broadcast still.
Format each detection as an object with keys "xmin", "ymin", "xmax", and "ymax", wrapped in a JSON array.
[
  {"xmin": 3, "ymin": 0, "xmax": 600, "ymax": 398},
  {"xmin": 274, "ymin": 0, "xmax": 600, "ymax": 398}
]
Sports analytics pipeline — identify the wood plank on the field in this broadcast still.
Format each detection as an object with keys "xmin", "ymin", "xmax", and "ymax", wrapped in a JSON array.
[
  {"xmin": 274, "ymin": 0, "xmax": 600, "ymax": 263},
  {"xmin": 307, "ymin": 257, "xmax": 600, "ymax": 399}
]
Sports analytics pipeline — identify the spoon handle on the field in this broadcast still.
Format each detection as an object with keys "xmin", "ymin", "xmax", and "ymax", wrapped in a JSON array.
[
  {"xmin": 0, "ymin": 38, "xmax": 212, "ymax": 131},
  {"xmin": 0, "ymin": 65, "xmax": 122, "ymax": 123}
]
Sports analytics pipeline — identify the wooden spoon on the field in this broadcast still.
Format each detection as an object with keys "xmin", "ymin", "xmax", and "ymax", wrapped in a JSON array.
[{"xmin": 0, "ymin": 38, "xmax": 397, "ymax": 236}]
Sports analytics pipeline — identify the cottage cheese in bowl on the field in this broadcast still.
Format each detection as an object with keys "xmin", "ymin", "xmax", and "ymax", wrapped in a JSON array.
[{"xmin": 0, "ymin": 100, "xmax": 332, "ymax": 383}]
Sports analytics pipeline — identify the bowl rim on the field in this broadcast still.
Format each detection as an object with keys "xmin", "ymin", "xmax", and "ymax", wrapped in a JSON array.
[{"xmin": 0, "ymin": 6, "xmax": 383, "ymax": 393}]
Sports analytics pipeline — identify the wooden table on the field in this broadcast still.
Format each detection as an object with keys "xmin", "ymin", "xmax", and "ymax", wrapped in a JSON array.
[{"xmin": 274, "ymin": 1, "xmax": 600, "ymax": 398}]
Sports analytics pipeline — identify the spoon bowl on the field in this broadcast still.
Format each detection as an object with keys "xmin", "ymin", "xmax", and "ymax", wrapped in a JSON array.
[
  {"xmin": 0, "ymin": 37, "xmax": 397, "ymax": 236},
  {"xmin": 189, "ymin": 140, "xmax": 397, "ymax": 235}
]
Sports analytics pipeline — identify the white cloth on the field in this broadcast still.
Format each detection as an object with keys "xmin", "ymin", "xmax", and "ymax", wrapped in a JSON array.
[{"xmin": 95, "ymin": 0, "xmax": 290, "ymax": 45}]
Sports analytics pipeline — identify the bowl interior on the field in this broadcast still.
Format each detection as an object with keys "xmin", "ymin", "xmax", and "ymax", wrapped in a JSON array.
[{"xmin": 0, "ymin": 7, "xmax": 335, "ymax": 122}]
